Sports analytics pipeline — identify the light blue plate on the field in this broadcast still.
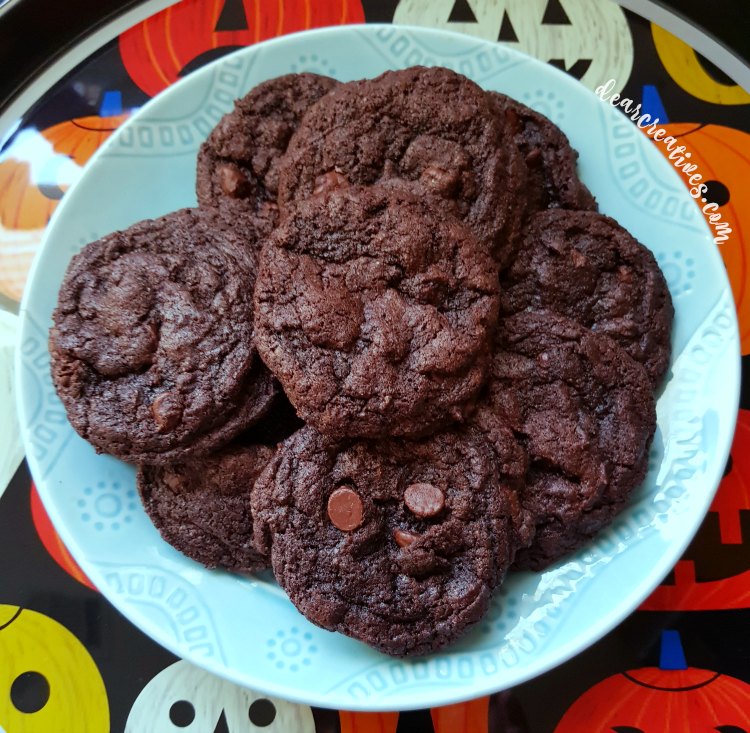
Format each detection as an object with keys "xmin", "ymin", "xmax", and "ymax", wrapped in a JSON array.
[{"xmin": 16, "ymin": 25, "xmax": 740, "ymax": 710}]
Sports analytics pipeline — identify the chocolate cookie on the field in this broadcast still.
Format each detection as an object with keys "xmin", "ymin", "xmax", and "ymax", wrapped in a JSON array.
[
  {"xmin": 278, "ymin": 66, "xmax": 527, "ymax": 266},
  {"xmin": 50, "ymin": 208, "xmax": 275, "ymax": 464},
  {"xmin": 472, "ymin": 311, "xmax": 656, "ymax": 570},
  {"xmin": 489, "ymin": 92, "xmax": 597, "ymax": 214},
  {"xmin": 138, "ymin": 442, "xmax": 273, "ymax": 573},
  {"xmin": 253, "ymin": 184, "xmax": 500, "ymax": 439},
  {"xmin": 501, "ymin": 210, "xmax": 673, "ymax": 386},
  {"xmin": 196, "ymin": 73, "xmax": 338, "ymax": 240},
  {"xmin": 252, "ymin": 426, "xmax": 527, "ymax": 657},
  {"xmin": 137, "ymin": 391, "xmax": 301, "ymax": 572}
]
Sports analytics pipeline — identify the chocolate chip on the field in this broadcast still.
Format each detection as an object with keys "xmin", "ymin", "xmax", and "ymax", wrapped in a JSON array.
[
  {"xmin": 420, "ymin": 165, "xmax": 460, "ymax": 197},
  {"xmin": 218, "ymin": 163, "xmax": 249, "ymax": 197},
  {"xmin": 327, "ymin": 486, "xmax": 363, "ymax": 531},
  {"xmin": 525, "ymin": 147, "xmax": 543, "ymax": 167},
  {"xmin": 397, "ymin": 547, "xmax": 450, "ymax": 578},
  {"xmin": 404, "ymin": 483, "xmax": 444, "ymax": 518},
  {"xmin": 313, "ymin": 170, "xmax": 348, "ymax": 196},
  {"xmin": 570, "ymin": 249, "xmax": 588, "ymax": 267},
  {"xmin": 393, "ymin": 528, "xmax": 419, "ymax": 548},
  {"xmin": 151, "ymin": 391, "xmax": 183, "ymax": 432},
  {"xmin": 617, "ymin": 264, "xmax": 634, "ymax": 284}
]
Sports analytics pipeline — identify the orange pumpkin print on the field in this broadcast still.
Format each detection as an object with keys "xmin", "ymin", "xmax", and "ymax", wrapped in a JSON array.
[
  {"xmin": 119, "ymin": 0, "xmax": 365, "ymax": 97},
  {"xmin": 30, "ymin": 483, "xmax": 95, "ymax": 591},
  {"xmin": 650, "ymin": 123, "xmax": 750, "ymax": 354},
  {"xmin": 554, "ymin": 631, "xmax": 750, "ymax": 731},
  {"xmin": 0, "ymin": 100, "xmax": 128, "ymax": 301},
  {"xmin": 340, "ymin": 696, "xmax": 507, "ymax": 732},
  {"xmin": 0, "ymin": 157, "xmax": 63, "ymax": 301},
  {"xmin": 0, "ymin": 158, "xmax": 59, "ymax": 231},
  {"xmin": 41, "ymin": 112, "xmax": 130, "ymax": 167},
  {"xmin": 641, "ymin": 409, "xmax": 750, "ymax": 611}
]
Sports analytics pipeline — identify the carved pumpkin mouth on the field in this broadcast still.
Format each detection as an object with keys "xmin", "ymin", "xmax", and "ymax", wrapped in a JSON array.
[{"xmin": 68, "ymin": 119, "xmax": 122, "ymax": 133}]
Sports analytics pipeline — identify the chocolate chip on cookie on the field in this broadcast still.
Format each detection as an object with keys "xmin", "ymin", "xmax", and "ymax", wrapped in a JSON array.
[
  {"xmin": 278, "ymin": 66, "xmax": 527, "ymax": 266},
  {"xmin": 196, "ymin": 73, "xmax": 338, "ymax": 242},
  {"xmin": 252, "ymin": 426, "xmax": 527, "ymax": 656}
]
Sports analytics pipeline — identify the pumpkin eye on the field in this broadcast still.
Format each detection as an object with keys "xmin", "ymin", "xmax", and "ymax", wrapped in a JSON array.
[
  {"xmin": 703, "ymin": 180, "xmax": 730, "ymax": 207},
  {"xmin": 248, "ymin": 698, "xmax": 276, "ymax": 727},
  {"xmin": 10, "ymin": 671, "xmax": 50, "ymax": 713},
  {"xmin": 716, "ymin": 727, "xmax": 749, "ymax": 732},
  {"xmin": 37, "ymin": 183, "xmax": 67, "ymax": 201},
  {"xmin": 612, "ymin": 728, "xmax": 646, "ymax": 733},
  {"xmin": 169, "ymin": 700, "xmax": 195, "ymax": 727},
  {"xmin": 178, "ymin": 47, "xmax": 244, "ymax": 78}
]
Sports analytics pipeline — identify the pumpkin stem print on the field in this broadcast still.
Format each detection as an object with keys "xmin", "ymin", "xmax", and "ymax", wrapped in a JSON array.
[{"xmin": 553, "ymin": 631, "xmax": 750, "ymax": 732}]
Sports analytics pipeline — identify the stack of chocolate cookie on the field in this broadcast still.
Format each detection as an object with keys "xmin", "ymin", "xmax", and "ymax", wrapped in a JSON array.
[{"xmin": 49, "ymin": 67, "xmax": 672, "ymax": 657}]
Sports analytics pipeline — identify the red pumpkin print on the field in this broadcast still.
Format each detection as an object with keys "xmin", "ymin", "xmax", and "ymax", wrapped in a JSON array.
[
  {"xmin": 641, "ymin": 409, "xmax": 750, "ymax": 611},
  {"xmin": 30, "ymin": 483, "xmax": 96, "ymax": 591},
  {"xmin": 339, "ymin": 711, "xmax": 399, "ymax": 733},
  {"xmin": 431, "ymin": 696, "xmax": 489, "ymax": 733},
  {"xmin": 554, "ymin": 631, "xmax": 750, "ymax": 731},
  {"xmin": 119, "ymin": 0, "xmax": 365, "ymax": 97},
  {"xmin": 650, "ymin": 123, "xmax": 750, "ymax": 354}
]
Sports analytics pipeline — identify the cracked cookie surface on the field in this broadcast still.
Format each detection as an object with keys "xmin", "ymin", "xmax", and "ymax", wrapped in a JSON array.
[
  {"xmin": 472, "ymin": 311, "xmax": 656, "ymax": 570},
  {"xmin": 501, "ymin": 209, "xmax": 673, "ymax": 386},
  {"xmin": 489, "ymin": 92, "xmax": 597, "ymax": 215},
  {"xmin": 196, "ymin": 73, "xmax": 338, "ymax": 244},
  {"xmin": 253, "ymin": 184, "xmax": 500, "ymax": 439}
]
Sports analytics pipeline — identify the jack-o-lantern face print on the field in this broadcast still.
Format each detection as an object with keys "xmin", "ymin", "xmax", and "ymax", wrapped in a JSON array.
[
  {"xmin": 554, "ymin": 633, "xmax": 750, "ymax": 732},
  {"xmin": 641, "ymin": 409, "xmax": 750, "ymax": 611},
  {"xmin": 650, "ymin": 123, "xmax": 750, "ymax": 354},
  {"xmin": 125, "ymin": 660, "xmax": 317, "ymax": 733},
  {"xmin": 0, "ymin": 605, "xmax": 109, "ymax": 733},
  {"xmin": 119, "ymin": 0, "xmax": 365, "ymax": 97},
  {"xmin": 392, "ymin": 0, "xmax": 633, "ymax": 92}
]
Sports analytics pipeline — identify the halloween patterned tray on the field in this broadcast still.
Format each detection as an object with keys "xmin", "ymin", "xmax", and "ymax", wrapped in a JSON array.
[{"xmin": 2, "ymin": 1, "xmax": 750, "ymax": 731}]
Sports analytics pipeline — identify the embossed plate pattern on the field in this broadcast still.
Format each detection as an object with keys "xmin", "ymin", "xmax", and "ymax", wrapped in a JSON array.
[{"xmin": 16, "ymin": 26, "xmax": 740, "ymax": 710}]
